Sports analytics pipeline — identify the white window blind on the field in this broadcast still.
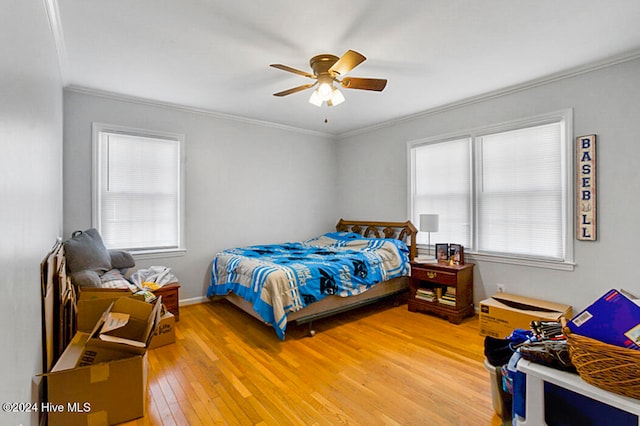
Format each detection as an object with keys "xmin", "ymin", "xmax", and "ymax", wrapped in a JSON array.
[
  {"xmin": 412, "ymin": 138, "xmax": 471, "ymax": 247},
  {"xmin": 477, "ymin": 123, "xmax": 564, "ymax": 259},
  {"xmin": 409, "ymin": 110, "xmax": 571, "ymax": 265},
  {"xmin": 94, "ymin": 125, "xmax": 184, "ymax": 252}
]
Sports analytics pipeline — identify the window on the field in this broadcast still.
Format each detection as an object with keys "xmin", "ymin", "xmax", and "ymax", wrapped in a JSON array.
[
  {"xmin": 409, "ymin": 110, "xmax": 573, "ymax": 269},
  {"xmin": 92, "ymin": 123, "xmax": 185, "ymax": 255},
  {"xmin": 412, "ymin": 137, "xmax": 472, "ymax": 248}
]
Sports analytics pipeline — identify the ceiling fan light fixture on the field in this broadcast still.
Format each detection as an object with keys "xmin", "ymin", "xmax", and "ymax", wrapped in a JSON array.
[
  {"xmin": 317, "ymin": 81, "xmax": 333, "ymax": 101},
  {"xmin": 272, "ymin": 50, "xmax": 387, "ymax": 107},
  {"xmin": 309, "ymin": 89, "xmax": 323, "ymax": 107},
  {"xmin": 330, "ymin": 87, "xmax": 345, "ymax": 106}
]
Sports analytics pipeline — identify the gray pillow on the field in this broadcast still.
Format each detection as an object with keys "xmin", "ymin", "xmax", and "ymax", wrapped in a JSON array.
[
  {"xmin": 64, "ymin": 228, "xmax": 112, "ymax": 274},
  {"xmin": 109, "ymin": 249, "xmax": 135, "ymax": 270},
  {"xmin": 69, "ymin": 270, "xmax": 101, "ymax": 288}
]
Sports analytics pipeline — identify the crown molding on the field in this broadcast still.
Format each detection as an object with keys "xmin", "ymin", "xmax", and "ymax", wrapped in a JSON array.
[
  {"xmin": 63, "ymin": 46, "xmax": 640, "ymax": 141},
  {"xmin": 44, "ymin": 0, "xmax": 69, "ymax": 86},
  {"xmin": 64, "ymin": 85, "xmax": 333, "ymax": 139},
  {"xmin": 337, "ymin": 48, "xmax": 640, "ymax": 140}
]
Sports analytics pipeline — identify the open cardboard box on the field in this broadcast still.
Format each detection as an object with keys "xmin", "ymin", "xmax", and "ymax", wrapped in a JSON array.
[
  {"xmin": 75, "ymin": 286, "xmax": 132, "ymax": 302},
  {"xmin": 75, "ymin": 286, "xmax": 135, "ymax": 334},
  {"xmin": 79, "ymin": 296, "xmax": 162, "ymax": 366},
  {"xmin": 43, "ymin": 296, "xmax": 161, "ymax": 425},
  {"xmin": 479, "ymin": 293, "xmax": 572, "ymax": 338},
  {"xmin": 78, "ymin": 289, "xmax": 175, "ymax": 349},
  {"xmin": 44, "ymin": 333, "xmax": 148, "ymax": 426},
  {"xmin": 77, "ymin": 292, "xmax": 145, "ymax": 333}
]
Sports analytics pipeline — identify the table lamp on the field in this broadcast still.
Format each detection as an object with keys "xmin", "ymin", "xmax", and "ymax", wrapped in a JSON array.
[{"xmin": 420, "ymin": 214, "xmax": 439, "ymax": 258}]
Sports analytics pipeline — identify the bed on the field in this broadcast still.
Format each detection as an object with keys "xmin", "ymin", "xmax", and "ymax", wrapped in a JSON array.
[{"xmin": 207, "ymin": 219, "xmax": 417, "ymax": 339}]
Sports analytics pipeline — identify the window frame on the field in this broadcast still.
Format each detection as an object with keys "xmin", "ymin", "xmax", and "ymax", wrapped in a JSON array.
[
  {"xmin": 407, "ymin": 109, "xmax": 574, "ymax": 271},
  {"xmin": 92, "ymin": 122, "xmax": 186, "ymax": 258}
]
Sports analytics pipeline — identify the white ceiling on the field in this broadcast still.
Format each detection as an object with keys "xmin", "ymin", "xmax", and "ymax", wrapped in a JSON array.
[{"xmin": 55, "ymin": 1, "xmax": 640, "ymax": 135}]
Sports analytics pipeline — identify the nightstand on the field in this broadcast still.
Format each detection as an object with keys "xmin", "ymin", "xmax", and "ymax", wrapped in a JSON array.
[
  {"xmin": 152, "ymin": 282, "xmax": 180, "ymax": 321},
  {"xmin": 408, "ymin": 261, "xmax": 474, "ymax": 324}
]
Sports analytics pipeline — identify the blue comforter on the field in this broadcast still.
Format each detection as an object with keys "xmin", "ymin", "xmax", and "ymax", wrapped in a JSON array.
[{"xmin": 207, "ymin": 232, "xmax": 410, "ymax": 340}]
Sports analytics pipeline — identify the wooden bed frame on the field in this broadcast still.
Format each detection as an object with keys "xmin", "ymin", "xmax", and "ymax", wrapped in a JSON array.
[{"xmin": 220, "ymin": 219, "xmax": 418, "ymax": 337}]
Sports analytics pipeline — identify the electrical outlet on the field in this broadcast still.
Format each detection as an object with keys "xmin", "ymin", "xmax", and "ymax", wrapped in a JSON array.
[{"xmin": 496, "ymin": 284, "xmax": 505, "ymax": 293}]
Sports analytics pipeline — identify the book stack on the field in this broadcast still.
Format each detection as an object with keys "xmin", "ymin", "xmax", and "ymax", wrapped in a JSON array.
[
  {"xmin": 438, "ymin": 287, "xmax": 457, "ymax": 306},
  {"xmin": 415, "ymin": 288, "xmax": 436, "ymax": 302}
]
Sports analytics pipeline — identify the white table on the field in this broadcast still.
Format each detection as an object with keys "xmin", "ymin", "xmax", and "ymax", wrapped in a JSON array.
[{"xmin": 516, "ymin": 359, "xmax": 640, "ymax": 425}]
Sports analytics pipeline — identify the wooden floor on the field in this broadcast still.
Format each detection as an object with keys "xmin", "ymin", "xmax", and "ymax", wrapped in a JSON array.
[{"xmin": 122, "ymin": 298, "xmax": 503, "ymax": 426}]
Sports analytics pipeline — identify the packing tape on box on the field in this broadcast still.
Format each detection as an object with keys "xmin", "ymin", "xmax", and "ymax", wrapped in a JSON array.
[
  {"xmin": 87, "ymin": 410, "xmax": 108, "ymax": 426},
  {"xmin": 90, "ymin": 363, "xmax": 110, "ymax": 383}
]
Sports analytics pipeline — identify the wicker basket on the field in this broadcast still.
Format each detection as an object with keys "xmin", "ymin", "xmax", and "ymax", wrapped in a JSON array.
[{"xmin": 562, "ymin": 322, "xmax": 640, "ymax": 399}]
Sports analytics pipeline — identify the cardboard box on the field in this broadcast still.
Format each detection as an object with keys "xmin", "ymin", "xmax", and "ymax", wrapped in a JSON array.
[
  {"xmin": 149, "ymin": 311, "xmax": 176, "ymax": 349},
  {"xmin": 80, "ymin": 297, "xmax": 162, "ymax": 366},
  {"xmin": 44, "ymin": 333, "xmax": 148, "ymax": 426},
  {"xmin": 76, "ymin": 293, "xmax": 144, "ymax": 333},
  {"xmin": 75, "ymin": 286, "xmax": 133, "ymax": 333},
  {"xmin": 76, "ymin": 286, "xmax": 132, "ymax": 301},
  {"xmin": 479, "ymin": 293, "xmax": 572, "ymax": 338},
  {"xmin": 568, "ymin": 289, "xmax": 640, "ymax": 350}
]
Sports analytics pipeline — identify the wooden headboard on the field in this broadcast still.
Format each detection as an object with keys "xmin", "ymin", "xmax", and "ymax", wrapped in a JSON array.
[{"xmin": 335, "ymin": 218, "xmax": 418, "ymax": 260}]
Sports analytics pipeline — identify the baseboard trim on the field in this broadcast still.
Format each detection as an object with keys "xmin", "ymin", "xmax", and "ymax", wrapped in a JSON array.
[{"xmin": 179, "ymin": 296, "xmax": 208, "ymax": 306}]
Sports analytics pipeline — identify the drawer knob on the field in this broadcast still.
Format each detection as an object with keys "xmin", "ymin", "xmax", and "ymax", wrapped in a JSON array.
[{"xmin": 427, "ymin": 271, "xmax": 437, "ymax": 279}]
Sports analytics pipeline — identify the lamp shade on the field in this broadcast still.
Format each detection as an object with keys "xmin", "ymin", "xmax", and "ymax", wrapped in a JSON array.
[
  {"xmin": 420, "ymin": 214, "xmax": 439, "ymax": 232},
  {"xmin": 309, "ymin": 89, "xmax": 323, "ymax": 107}
]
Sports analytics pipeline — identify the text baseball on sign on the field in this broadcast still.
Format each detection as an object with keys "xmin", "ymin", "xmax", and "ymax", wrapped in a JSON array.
[{"xmin": 577, "ymin": 134, "xmax": 596, "ymax": 241}]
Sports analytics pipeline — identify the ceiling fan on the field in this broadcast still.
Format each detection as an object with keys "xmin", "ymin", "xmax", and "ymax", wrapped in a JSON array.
[{"xmin": 270, "ymin": 50, "xmax": 387, "ymax": 107}]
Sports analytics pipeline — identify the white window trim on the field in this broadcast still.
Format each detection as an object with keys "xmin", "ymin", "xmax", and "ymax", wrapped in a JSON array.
[
  {"xmin": 92, "ymin": 122, "xmax": 186, "ymax": 258},
  {"xmin": 407, "ymin": 109, "xmax": 575, "ymax": 271}
]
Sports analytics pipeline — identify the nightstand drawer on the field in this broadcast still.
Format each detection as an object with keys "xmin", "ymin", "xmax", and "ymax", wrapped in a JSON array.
[
  {"xmin": 159, "ymin": 290, "xmax": 178, "ymax": 306},
  {"xmin": 152, "ymin": 282, "xmax": 180, "ymax": 321},
  {"xmin": 412, "ymin": 267, "xmax": 457, "ymax": 285}
]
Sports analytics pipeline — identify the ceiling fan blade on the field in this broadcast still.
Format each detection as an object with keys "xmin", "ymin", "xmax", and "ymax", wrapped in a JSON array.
[
  {"xmin": 329, "ymin": 50, "xmax": 366, "ymax": 76},
  {"xmin": 270, "ymin": 64, "xmax": 315, "ymax": 79},
  {"xmin": 273, "ymin": 83, "xmax": 316, "ymax": 97},
  {"xmin": 341, "ymin": 77, "xmax": 387, "ymax": 91}
]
